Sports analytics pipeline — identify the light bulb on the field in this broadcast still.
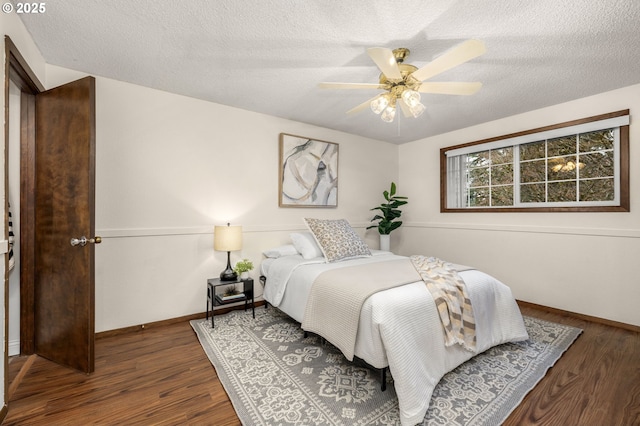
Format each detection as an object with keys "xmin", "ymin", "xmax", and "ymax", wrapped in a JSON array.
[
  {"xmin": 401, "ymin": 89, "xmax": 421, "ymax": 108},
  {"xmin": 409, "ymin": 102, "xmax": 426, "ymax": 118},
  {"xmin": 370, "ymin": 94, "xmax": 389, "ymax": 114},
  {"xmin": 381, "ymin": 105, "xmax": 396, "ymax": 123}
]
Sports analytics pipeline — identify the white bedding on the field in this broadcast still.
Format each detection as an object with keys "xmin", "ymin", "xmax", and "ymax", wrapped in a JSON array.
[{"xmin": 262, "ymin": 252, "xmax": 529, "ymax": 426}]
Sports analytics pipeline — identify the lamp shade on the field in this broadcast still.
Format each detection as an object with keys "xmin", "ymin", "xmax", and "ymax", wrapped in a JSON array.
[{"xmin": 214, "ymin": 225, "xmax": 242, "ymax": 251}]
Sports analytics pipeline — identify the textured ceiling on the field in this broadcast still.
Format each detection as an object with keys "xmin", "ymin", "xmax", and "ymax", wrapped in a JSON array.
[{"xmin": 18, "ymin": 0, "xmax": 640, "ymax": 144}]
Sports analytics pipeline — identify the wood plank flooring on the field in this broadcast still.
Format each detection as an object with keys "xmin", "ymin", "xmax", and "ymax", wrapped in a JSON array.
[{"xmin": 5, "ymin": 304, "xmax": 639, "ymax": 425}]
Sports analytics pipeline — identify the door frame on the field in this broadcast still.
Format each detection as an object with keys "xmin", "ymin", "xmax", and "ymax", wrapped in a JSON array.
[{"xmin": 4, "ymin": 36, "xmax": 46, "ymax": 398}]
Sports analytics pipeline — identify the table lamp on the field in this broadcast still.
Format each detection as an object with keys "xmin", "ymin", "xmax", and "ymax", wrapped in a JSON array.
[{"xmin": 214, "ymin": 223, "xmax": 242, "ymax": 281}]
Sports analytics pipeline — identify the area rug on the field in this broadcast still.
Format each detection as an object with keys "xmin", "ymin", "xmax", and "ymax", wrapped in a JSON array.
[{"xmin": 191, "ymin": 308, "xmax": 581, "ymax": 426}]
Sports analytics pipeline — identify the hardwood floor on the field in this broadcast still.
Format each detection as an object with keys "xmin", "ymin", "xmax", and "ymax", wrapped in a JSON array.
[{"xmin": 5, "ymin": 305, "xmax": 639, "ymax": 425}]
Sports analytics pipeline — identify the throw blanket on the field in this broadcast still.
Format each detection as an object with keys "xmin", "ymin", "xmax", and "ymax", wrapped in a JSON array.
[
  {"xmin": 302, "ymin": 258, "xmax": 421, "ymax": 361},
  {"xmin": 411, "ymin": 256, "xmax": 476, "ymax": 351}
]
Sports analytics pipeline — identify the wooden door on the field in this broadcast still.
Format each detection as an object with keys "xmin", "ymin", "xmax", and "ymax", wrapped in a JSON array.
[{"xmin": 34, "ymin": 76, "xmax": 96, "ymax": 373}]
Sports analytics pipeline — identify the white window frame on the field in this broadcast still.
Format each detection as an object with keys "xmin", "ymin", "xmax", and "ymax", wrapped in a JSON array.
[{"xmin": 440, "ymin": 110, "xmax": 630, "ymax": 213}]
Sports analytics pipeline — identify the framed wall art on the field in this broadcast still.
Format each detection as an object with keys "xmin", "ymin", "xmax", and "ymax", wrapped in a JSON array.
[{"xmin": 279, "ymin": 133, "xmax": 338, "ymax": 208}]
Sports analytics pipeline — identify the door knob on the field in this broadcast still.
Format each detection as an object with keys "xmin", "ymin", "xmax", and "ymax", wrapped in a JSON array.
[{"xmin": 70, "ymin": 236, "xmax": 102, "ymax": 247}]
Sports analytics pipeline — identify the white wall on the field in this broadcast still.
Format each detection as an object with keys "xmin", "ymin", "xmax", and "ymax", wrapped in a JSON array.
[
  {"xmin": 46, "ymin": 65, "xmax": 399, "ymax": 332},
  {"xmin": 397, "ymin": 84, "xmax": 640, "ymax": 327}
]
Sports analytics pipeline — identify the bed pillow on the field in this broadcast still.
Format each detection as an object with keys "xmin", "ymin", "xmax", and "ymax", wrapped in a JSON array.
[
  {"xmin": 304, "ymin": 218, "xmax": 371, "ymax": 263},
  {"xmin": 290, "ymin": 232, "xmax": 324, "ymax": 259},
  {"xmin": 262, "ymin": 244, "xmax": 299, "ymax": 259}
]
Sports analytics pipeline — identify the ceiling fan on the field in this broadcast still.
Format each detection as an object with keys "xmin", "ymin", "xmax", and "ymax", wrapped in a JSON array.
[{"xmin": 319, "ymin": 39, "xmax": 486, "ymax": 122}]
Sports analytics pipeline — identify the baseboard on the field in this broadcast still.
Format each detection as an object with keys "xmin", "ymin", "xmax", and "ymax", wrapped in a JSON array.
[
  {"xmin": 96, "ymin": 300, "xmax": 266, "ymax": 339},
  {"xmin": 517, "ymin": 300, "xmax": 640, "ymax": 333},
  {"xmin": 8, "ymin": 339, "xmax": 20, "ymax": 357}
]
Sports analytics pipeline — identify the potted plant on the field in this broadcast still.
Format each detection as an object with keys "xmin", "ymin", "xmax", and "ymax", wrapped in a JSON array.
[
  {"xmin": 366, "ymin": 182, "xmax": 408, "ymax": 251},
  {"xmin": 223, "ymin": 285, "xmax": 241, "ymax": 296},
  {"xmin": 233, "ymin": 258, "xmax": 254, "ymax": 280}
]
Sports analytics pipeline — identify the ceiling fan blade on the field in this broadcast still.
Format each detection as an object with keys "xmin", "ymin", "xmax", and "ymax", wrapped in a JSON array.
[
  {"xmin": 319, "ymin": 82, "xmax": 386, "ymax": 90},
  {"xmin": 417, "ymin": 81, "xmax": 483, "ymax": 95},
  {"xmin": 367, "ymin": 47, "xmax": 403, "ymax": 80},
  {"xmin": 410, "ymin": 39, "xmax": 486, "ymax": 82},
  {"xmin": 346, "ymin": 95, "xmax": 380, "ymax": 115}
]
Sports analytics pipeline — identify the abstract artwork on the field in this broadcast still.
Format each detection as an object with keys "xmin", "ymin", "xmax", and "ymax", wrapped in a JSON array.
[{"xmin": 279, "ymin": 133, "xmax": 338, "ymax": 207}]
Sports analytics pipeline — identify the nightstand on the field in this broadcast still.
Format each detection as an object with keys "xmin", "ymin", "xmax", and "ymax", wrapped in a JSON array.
[{"xmin": 206, "ymin": 277, "xmax": 255, "ymax": 327}]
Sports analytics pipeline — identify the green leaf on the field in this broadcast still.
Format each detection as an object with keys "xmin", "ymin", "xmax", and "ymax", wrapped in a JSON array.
[
  {"xmin": 368, "ymin": 182, "xmax": 408, "ymax": 235},
  {"xmin": 388, "ymin": 221, "xmax": 402, "ymax": 232}
]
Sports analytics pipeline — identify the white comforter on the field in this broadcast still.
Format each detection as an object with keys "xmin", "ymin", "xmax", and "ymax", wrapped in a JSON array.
[{"xmin": 262, "ymin": 252, "xmax": 529, "ymax": 426}]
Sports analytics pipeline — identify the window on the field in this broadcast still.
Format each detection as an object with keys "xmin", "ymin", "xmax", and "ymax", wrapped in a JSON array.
[{"xmin": 441, "ymin": 110, "xmax": 630, "ymax": 212}]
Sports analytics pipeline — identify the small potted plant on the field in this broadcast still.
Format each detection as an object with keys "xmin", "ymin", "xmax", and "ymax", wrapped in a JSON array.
[
  {"xmin": 223, "ymin": 285, "xmax": 241, "ymax": 296},
  {"xmin": 233, "ymin": 258, "xmax": 254, "ymax": 280},
  {"xmin": 366, "ymin": 182, "xmax": 408, "ymax": 251}
]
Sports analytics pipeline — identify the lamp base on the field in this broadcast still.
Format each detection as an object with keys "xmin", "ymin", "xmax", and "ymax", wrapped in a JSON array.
[
  {"xmin": 220, "ymin": 250, "xmax": 237, "ymax": 281},
  {"xmin": 220, "ymin": 268, "xmax": 238, "ymax": 281}
]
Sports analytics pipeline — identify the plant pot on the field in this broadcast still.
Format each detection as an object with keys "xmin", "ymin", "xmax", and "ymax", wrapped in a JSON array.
[
  {"xmin": 379, "ymin": 234, "xmax": 391, "ymax": 252},
  {"xmin": 240, "ymin": 271, "xmax": 250, "ymax": 280}
]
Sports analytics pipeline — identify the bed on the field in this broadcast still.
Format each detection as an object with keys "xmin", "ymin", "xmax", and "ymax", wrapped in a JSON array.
[{"xmin": 261, "ymin": 220, "xmax": 529, "ymax": 426}]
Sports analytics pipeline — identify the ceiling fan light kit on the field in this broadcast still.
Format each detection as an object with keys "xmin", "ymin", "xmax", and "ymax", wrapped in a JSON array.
[
  {"xmin": 401, "ymin": 89, "xmax": 421, "ymax": 108},
  {"xmin": 408, "ymin": 101, "xmax": 426, "ymax": 118},
  {"xmin": 320, "ymin": 40, "xmax": 486, "ymax": 123},
  {"xmin": 370, "ymin": 93, "xmax": 390, "ymax": 114},
  {"xmin": 380, "ymin": 100, "xmax": 396, "ymax": 123}
]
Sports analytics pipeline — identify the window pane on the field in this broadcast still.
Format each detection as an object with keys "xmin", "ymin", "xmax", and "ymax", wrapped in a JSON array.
[
  {"xmin": 548, "ymin": 155, "xmax": 578, "ymax": 181},
  {"xmin": 548, "ymin": 181, "xmax": 577, "ymax": 202},
  {"xmin": 580, "ymin": 129, "xmax": 614, "ymax": 152},
  {"xmin": 491, "ymin": 185, "xmax": 513, "ymax": 206},
  {"xmin": 468, "ymin": 166, "xmax": 490, "ymax": 187},
  {"xmin": 520, "ymin": 160, "xmax": 545, "ymax": 183},
  {"xmin": 468, "ymin": 188, "xmax": 490, "ymax": 207},
  {"xmin": 467, "ymin": 150, "xmax": 490, "ymax": 168},
  {"xmin": 521, "ymin": 183, "xmax": 546, "ymax": 203},
  {"xmin": 520, "ymin": 141, "xmax": 545, "ymax": 160},
  {"xmin": 491, "ymin": 147, "xmax": 513, "ymax": 165},
  {"xmin": 491, "ymin": 163, "xmax": 513, "ymax": 185},
  {"xmin": 547, "ymin": 136, "xmax": 576, "ymax": 157},
  {"xmin": 580, "ymin": 178, "xmax": 614, "ymax": 201},
  {"xmin": 580, "ymin": 151, "xmax": 614, "ymax": 178}
]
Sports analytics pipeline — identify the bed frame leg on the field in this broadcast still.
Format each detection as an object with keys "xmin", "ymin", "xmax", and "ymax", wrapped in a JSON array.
[
  {"xmin": 380, "ymin": 367, "xmax": 387, "ymax": 391},
  {"xmin": 303, "ymin": 331, "xmax": 308, "ymax": 338},
  {"xmin": 260, "ymin": 276, "xmax": 268, "ymax": 309}
]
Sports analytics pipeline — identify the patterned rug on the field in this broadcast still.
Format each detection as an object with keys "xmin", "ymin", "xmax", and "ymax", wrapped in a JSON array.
[{"xmin": 191, "ymin": 308, "xmax": 581, "ymax": 426}]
